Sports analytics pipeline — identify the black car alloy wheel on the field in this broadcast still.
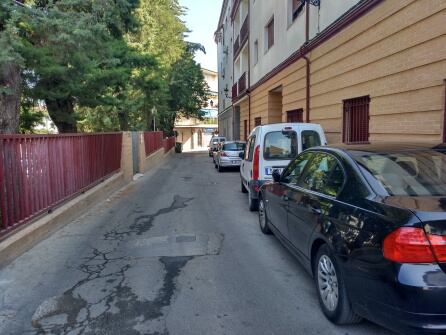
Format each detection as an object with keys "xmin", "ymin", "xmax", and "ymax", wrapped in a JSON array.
[
  {"xmin": 314, "ymin": 245, "xmax": 361, "ymax": 325},
  {"xmin": 258, "ymin": 197, "xmax": 272, "ymax": 234}
]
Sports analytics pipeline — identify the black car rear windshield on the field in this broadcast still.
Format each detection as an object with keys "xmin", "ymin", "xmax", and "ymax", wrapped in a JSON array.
[
  {"xmin": 355, "ymin": 150, "xmax": 446, "ymax": 196},
  {"xmin": 223, "ymin": 143, "xmax": 245, "ymax": 151},
  {"xmin": 264, "ymin": 131, "xmax": 298, "ymax": 160}
]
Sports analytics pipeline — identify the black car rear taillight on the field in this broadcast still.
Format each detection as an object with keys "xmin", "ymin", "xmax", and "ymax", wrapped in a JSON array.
[
  {"xmin": 427, "ymin": 233, "xmax": 446, "ymax": 262},
  {"xmin": 383, "ymin": 227, "xmax": 446, "ymax": 263}
]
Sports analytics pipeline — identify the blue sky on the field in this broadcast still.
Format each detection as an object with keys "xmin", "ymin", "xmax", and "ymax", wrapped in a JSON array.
[{"xmin": 179, "ymin": 0, "xmax": 223, "ymax": 72}]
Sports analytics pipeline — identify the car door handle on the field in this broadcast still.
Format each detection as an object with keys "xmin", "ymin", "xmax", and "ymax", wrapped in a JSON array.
[{"xmin": 310, "ymin": 207, "xmax": 322, "ymax": 215}]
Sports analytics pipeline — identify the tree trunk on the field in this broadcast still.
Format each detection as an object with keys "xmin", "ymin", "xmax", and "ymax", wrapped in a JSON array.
[
  {"xmin": 45, "ymin": 98, "xmax": 77, "ymax": 133},
  {"xmin": 118, "ymin": 110, "xmax": 129, "ymax": 131},
  {"xmin": 0, "ymin": 62, "xmax": 21, "ymax": 134}
]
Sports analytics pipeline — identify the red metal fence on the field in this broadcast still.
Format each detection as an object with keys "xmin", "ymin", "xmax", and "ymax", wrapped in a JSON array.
[
  {"xmin": 0, "ymin": 133, "xmax": 122, "ymax": 237},
  {"xmin": 144, "ymin": 131, "xmax": 163, "ymax": 157},
  {"xmin": 163, "ymin": 136, "xmax": 176, "ymax": 153}
]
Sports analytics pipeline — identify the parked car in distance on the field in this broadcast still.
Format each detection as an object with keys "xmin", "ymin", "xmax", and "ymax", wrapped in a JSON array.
[
  {"xmin": 240, "ymin": 123, "xmax": 326, "ymax": 211},
  {"xmin": 215, "ymin": 141, "xmax": 246, "ymax": 172},
  {"xmin": 258, "ymin": 142, "xmax": 446, "ymax": 335},
  {"xmin": 208, "ymin": 136, "xmax": 226, "ymax": 156}
]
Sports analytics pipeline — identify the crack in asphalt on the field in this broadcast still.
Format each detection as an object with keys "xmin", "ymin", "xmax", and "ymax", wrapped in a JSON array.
[
  {"xmin": 104, "ymin": 195, "xmax": 194, "ymax": 241},
  {"xmin": 30, "ymin": 195, "xmax": 195, "ymax": 335}
]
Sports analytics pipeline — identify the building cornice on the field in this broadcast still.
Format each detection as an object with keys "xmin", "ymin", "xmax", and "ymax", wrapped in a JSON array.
[{"xmin": 214, "ymin": 0, "xmax": 229, "ymax": 43}]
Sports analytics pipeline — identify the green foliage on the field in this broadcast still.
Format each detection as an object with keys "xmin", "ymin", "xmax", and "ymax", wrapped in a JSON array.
[
  {"xmin": 166, "ymin": 47, "xmax": 210, "ymax": 131},
  {"xmin": 19, "ymin": 101, "xmax": 45, "ymax": 133},
  {"xmin": 0, "ymin": 0, "xmax": 210, "ymax": 134}
]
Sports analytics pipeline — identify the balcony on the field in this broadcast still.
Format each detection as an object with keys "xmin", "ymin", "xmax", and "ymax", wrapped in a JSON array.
[
  {"xmin": 231, "ymin": 0, "xmax": 241, "ymax": 20},
  {"xmin": 233, "ymin": 15, "xmax": 249, "ymax": 59},
  {"xmin": 233, "ymin": 36, "xmax": 240, "ymax": 59},
  {"xmin": 232, "ymin": 83, "xmax": 238, "ymax": 103},
  {"xmin": 232, "ymin": 72, "xmax": 248, "ymax": 103},
  {"xmin": 238, "ymin": 72, "xmax": 247, "ymax": 94},
  {"xmin": 240, "ymin": 16, "xmax": 249, "ymax": 46}
]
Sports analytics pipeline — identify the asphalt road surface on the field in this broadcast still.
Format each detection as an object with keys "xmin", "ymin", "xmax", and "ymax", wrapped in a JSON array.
[{"xmin": 0, "ymin": 152, "xmax": 395, "ymax": 335}]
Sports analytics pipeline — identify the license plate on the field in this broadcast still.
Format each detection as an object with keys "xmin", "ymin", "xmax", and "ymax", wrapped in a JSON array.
[
  {"xmin": 265, "ymin": 167, "xmax": 284, "ymax": 175},
  {"xmin": 232, "ymin": 160, "xmax": 238, "ymax": 164}
]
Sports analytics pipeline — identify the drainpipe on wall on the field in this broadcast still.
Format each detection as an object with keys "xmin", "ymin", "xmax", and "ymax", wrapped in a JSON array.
[
  {"xmin": 248, "ymin": 92, "xmax": 251, "ymax": 132},
  {"xmin": 248, "ymin": 4, "xmax": 251, "ymax": 133},
  {"xmin": 304, "ymin": 0, "xmax": 311, "ymax": 123},
  {"xmin": 443, "ymin": 79, "xmax": 446, "ymax": 142},
  {"xmin": 303, "ymin": 55, "xmax": 311, "ymax": 123}
]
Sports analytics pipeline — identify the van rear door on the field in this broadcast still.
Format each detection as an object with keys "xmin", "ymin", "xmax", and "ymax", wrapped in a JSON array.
[
  {"xmin": 261, "ymin": 130, "xmax": 298, "ymax": 180},
  {"xmin": 300, "ymin": 129, "xmax": 323, "ymax": 152}
]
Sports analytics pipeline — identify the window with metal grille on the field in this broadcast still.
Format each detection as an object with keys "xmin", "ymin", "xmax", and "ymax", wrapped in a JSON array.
[
  {"xmin": 287, "ymin": 109, "xmax": 303, "ymax": 123},
  {"xmin": 343, "ymin": 96, "xmax": 370, "ymax": 143},
  {"xmin": 255, "ymin": 117, "xmax": 261, "ymax": 127}
]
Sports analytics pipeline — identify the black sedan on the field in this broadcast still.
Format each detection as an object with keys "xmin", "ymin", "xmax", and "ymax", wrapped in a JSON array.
[{"xmin": 258, "ymin": 143, "xmax": 446, "ymax": 335}]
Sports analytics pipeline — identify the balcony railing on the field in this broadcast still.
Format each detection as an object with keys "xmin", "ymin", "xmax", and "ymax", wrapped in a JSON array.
[
  {"xmin": 232, "ymin": 83, "xmax": 238, "ymax": 103},
  {"xmin": 232, "ymin": 72, "xmax": 248, "ymax": 103},
  {"xmin": 233, "ymin": 36, "xmax": 240, "ymax": 58},
  {"xmin": 231, "ymin": 0, "xmax": 241, "ymax": 20},
  {"xmin": 233, "ymin": 16, "xmax": 249, "ymax": 59},
  {"xmin": 240, "ymin": 16, "xmax": 249, "ymax": 45},
  {"xmin": 238, "ymin": 72, "xmax": 247, "ymax": 94}
]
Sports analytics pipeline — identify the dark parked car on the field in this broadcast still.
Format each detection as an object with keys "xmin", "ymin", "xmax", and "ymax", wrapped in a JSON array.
[{"xmin": 258, "ymin": 143, "xmax": 446, "ymax": 335}]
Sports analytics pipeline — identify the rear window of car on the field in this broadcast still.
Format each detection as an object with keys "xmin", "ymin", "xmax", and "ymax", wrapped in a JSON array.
[
  {"xmin": 264, "ymin": 131, "xmax": 298, "ymax": 160},
  {"xmin": 223, "ymin": 143, "xmax": 245, "ymax": 151},
  {"xmin": 355, "ymin": 150, "xmax": 446, "ymax": 196}
]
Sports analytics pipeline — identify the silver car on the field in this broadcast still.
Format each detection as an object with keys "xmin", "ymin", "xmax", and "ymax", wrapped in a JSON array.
[
  {"xmin": 208, "ymin": 136, "xmax": 226, "ymax": 157},
  {"xmin": 215, "ymin": 141, "xmax": 246, "ymax": 172}
]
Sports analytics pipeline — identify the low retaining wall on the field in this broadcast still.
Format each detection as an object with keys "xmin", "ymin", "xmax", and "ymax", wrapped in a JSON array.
[
  {"xmin": 0, "ymin": 131, "xmax": 175, "ymax": 267},
  {"xmin": 0, "ymin": 173, "xmax": 126, "ymax": 267}
]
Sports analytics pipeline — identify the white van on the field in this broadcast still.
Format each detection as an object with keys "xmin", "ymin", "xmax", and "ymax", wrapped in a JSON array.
[{"xmin": 240, "ymin": 123, "xmax": 327, "ymax": 211}]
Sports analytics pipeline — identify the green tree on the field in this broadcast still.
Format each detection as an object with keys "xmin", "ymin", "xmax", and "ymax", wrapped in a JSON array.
[
  {"xmin": 162, "ymin": 45, "xmax": 210, "ymax": 135},
  {"xmin": 0, "ymin": 1, "xmax": 24, "ymax": 134},
  {"xmin": 13, "ymin": 0, "xmax": 141, "ymax": 132}
]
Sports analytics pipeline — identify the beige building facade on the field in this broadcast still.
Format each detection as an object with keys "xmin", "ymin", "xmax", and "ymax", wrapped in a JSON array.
[
  {"xmin": 174, "ymin": 69, "xmax": 219, "ymax": 151},
  {"xmin": 216, "ymin": 0, "xmax": 446, "ymax": 144}
]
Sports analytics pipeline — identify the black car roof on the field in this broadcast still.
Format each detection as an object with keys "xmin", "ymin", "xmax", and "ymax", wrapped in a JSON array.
[{"xmin": 318, "ymin": 142, "xmax": 446, "ymax": 157}]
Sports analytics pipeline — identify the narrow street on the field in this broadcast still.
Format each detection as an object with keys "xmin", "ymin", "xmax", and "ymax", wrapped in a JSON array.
[{"xmin": 0, "ymin": 153, "xmax": 393, "ymax": 335}]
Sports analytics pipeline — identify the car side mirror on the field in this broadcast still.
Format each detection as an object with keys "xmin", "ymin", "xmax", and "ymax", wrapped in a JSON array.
[
  {"xmin": 239, "ymin": 151, "xmax": 244, "ymax": 159},
  {"xmin": 272, "ymin": 169, "xmax": 281, "ymax": 183}
]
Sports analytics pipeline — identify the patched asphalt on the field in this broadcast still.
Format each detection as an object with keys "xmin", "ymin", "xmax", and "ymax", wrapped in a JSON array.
[{"xmin": 0, "ymin": 152, "xmax": 394, "ymax": 335}]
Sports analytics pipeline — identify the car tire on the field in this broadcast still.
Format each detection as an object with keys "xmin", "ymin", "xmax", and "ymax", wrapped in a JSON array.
[
  {"xmin": 258, "ymin": 196, "xmax": 272, "ymax": 234},
  {"xmin": 241, "ymin": 179, "xmax": 248, "ymax": 193},
  {"xmin": 248, "ymin": 191, "xmax": 259, "ymax": 211},
  {"xmin": 313, "ymin": 244, "xmax": 362, "ymax": 325}
]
